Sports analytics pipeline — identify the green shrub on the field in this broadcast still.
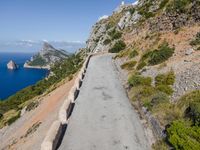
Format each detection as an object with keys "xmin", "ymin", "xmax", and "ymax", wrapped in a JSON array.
[
  {"xmin": 167, "ymin": 0, "xmax": 192, "ymax": 13},
  {"xmin": 148, "ymin": 43, "xmax": 175, "ymax": 65},
  {"xmin": 0, "ymin": 113, "xmax": 3, "ymax": 119},
  {"xmin": 129, "ymin": 50, "xmax": 139, "ymax": 58},
  {"xmin": 167, "ymin": 120, "xmax": 200, "ymax": 150},
  {"xmin": 155, "ymin": 71, "xmax": 175, "ymax": 86},
  {"xmin": 188, "ymin": 101, "xmax": 200, "ymax": 126},
  {"xmin": 140, "ymin": 43, "xmax": 174, "ymax": 66},
  {"xmin": 121, "ymin": 60, "xmax": 137, "ymax": 70},
  {"xmin": 151, "ymin": 103, "xmax": 182, "ymax": 125},
  {"xmin": 114, "ymin": 49, "xmax": 131, "ymax": 58},
  {"xmin": 140, "ymin": 86, "xmax": 156, "ymax": 97},
  {"xmin": 178, "ymin": 90, "xmax": 200, "ymax": 112},
  {"xmin": 190, "ymin": 32, "xmax": 200, "ymax": 46},
  {"xmin": 129, "ymin": 8, "xmax": 136, "ymax": 15},
  {"xmin": 151, "ymin": 92, "xmax": 169, "ymax": 106},
  {"xmin": 108, "ymin": 29, "xmax": 122, "ymax": 40},
  {"xmin": 141, "ymin": 51, "xmax": 152, "ymax": 62},
  {"xmin": 138, "ymin": 9, "xmax": 155, "ymax": 19},
  {"xmin": 128, "ymin": 75, "xmax": 152, "ymax": 87},
  {"xmin": 29, "ymin": 55, "xmax": 46, "ymax": 66},
  {"xmin": 156, "ymin": 85, "xmax": 174, "ymax": 95},
  {"xmin": 26, "ymin": 101, "xmax": 39, "ymax": 112},
  {"xmin": 24, "ymin": 122, "xmax": 41, "ymax": 138},
  {"xmin": 109, "ymin": 40, "xmax": 126, "ymax": 53},
  {"xmin": 7, "ymin": 111, "xmax": 21, "ymax": 125},
  {"xmin": 103, "ymin": 39, "xmax": 111, "ymax": 45},
  {"xmin": 129, "ymin": 85, "xmax": 156, "ymax": 105},
  {"xmin": 159, "ymin": 0, "xmax": 169, "ymax": 10},
  {"xmin": 143, "ymin": 100, "xmax": 153, "ymax": 110},
  {"xmin": 138, "ymin": 1, "xmax": 155, "ymax": 19},
  {"xmin": 137, "ymin": 61, "xmax": 147, "ymax": 70}
]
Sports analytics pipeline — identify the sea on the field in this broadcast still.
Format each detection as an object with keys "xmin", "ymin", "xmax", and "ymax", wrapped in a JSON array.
[{"xmin": 0, "ymin": 53, "xmax": 48, "ymax": 100}]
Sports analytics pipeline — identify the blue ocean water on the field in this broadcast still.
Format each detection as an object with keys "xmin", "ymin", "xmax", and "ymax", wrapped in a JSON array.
[{"xmin": 0, "ymin": 53, "xmax": 48, "ymax": 100}]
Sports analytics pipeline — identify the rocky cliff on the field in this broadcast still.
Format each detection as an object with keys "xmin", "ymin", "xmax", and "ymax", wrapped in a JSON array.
[{"xmin": 24, "ymin": 42, "xmax": 70, "ymax": 69}]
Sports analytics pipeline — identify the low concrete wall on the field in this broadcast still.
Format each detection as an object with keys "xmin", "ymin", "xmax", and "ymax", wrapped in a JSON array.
[
  {"xmin": 142, "ymin": 107, "xmax": 166, "ymax": 139},
  {"xmin": 41, "ymin": 121, "xmax": 62, "ymax": 150},
  {"xmin": 41, "ymin": 54, "xmax": 92, "ymax": 150}
]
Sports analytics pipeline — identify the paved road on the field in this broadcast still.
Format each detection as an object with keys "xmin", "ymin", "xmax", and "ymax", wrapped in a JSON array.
[{"xmin": 59, "ymin": 54, "xmax": 150, "ymax": 150}]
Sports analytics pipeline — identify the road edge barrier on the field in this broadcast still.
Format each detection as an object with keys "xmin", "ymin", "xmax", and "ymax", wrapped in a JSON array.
[{"xmin": 41, "ymin": 54, "xmax": 92, "ymax": 150}]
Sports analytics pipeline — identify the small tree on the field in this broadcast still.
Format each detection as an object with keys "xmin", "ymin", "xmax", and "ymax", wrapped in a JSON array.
[
  {"xmin": 0, "ymin": 113, "xmax": 3, "ymax": 119},
  {"xmin": 188, "ymin": 102, "xmax": 200, "ymax": 126},
  {"xmin": 109, "ymin": 40, "xmax": 126, "ymax": 53}
]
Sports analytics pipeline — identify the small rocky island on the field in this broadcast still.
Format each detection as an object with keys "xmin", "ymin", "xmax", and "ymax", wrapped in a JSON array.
[{"xmin": 7, "ymin": 60, "xmax": 18, "ymax": 70}]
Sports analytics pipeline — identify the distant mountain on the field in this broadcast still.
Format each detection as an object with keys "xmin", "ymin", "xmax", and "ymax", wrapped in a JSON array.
[
  {"xmin": 24, "ymin": 42, "xmax": 70, "ymax": 69},
  {"xmin": 0, "ymin": 40, "xmax": 85, "ymax": 53}
]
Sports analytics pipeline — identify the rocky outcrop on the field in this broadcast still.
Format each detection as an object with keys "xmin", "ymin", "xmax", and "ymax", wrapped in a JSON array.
[
  {"xmin": 86, "ymin": 19, "xmax": 115, "ymax": 53},
  {"xmin": 118, "ymin": 10, "xmax": 142, "ymax": 30},
  {"xmin": 149, "ymin": 1, "xmax": 200, "ymax": 32},
  {"xmin": 25, "ymin": 42, "xmax": 69, "ymax": 68},
  {"xmin": 172, "ymin": 63, "xmax": 200, "ymax": 101},
  {"xmin": 7, "ymin": 60, "xmax": 18, "ymax": 70}
]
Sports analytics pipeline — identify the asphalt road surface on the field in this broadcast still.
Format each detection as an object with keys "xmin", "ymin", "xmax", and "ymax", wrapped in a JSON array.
[{"xmin": 59, "ymin": 54, "xmax": 150, "ymax": 150}]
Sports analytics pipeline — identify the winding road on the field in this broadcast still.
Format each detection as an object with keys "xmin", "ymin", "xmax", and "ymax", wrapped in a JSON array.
[{"xmin": 59, "ymin": 54, "xmax": 150, "ymax": 150}]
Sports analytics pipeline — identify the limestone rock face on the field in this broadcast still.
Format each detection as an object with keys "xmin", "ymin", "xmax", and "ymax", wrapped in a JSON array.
[
  {"xmin": 7, "ymin": 60, "xmax": 18, "ymax": 70},
  {"xmin": 86, "ymin": 20, "xmax": 111, "ymax": 53},
  {"xmin": 118, "ymin": 10, "xmax": 141, "ymax": 30},
  {"xmin": 118, "ymin": 11, "xmax": 132, "ymax": 30},
  {"xmin": 25, "ymin": 42, "xmax": 70, "ymax": 68},
  {"xmin": 149, "ymin": 1, "xmax": 200, "ymax": 32}
]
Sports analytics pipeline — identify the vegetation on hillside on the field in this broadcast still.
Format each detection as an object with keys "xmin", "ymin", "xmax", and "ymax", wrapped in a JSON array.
[
  {"xmin": 167, "ymin": 120, "xmax": 200, "ymax": 150},
  {"xmin": 137, "ymin": 0, "xmax": 155, "ymax": 19},
  {"xmin": 128, "ymin": 71, "xmax": 200, "ymax": 149},
  {"xmin": 167, "ymin": 0, "xmax": 192, "ymax": 13},
  {"xmin": 121, "ymin": 60, "xmax": 137, "ymax": 70},
  {"xmin": 103, "ymin": 39, "xmax": 111, "ymax": 45},
  {"xmin": 109, "ymin": 40, "xmax": 126, "ymax": 53},
  {"xmin": 108, "ymin": 28, "xmax": 122, "ymax": 40},
  {"xmin": 107, "ymin": 0, "xmax": 200, "ymax": 149},
  {"xmin": 129, "ymin": 50, "xmax": 139, "ymax": 58},
  {"xmin": 190, "ymin": 32, "xmax": 200, "ymax": 48},
  {"xmin": 139, "ymin": 42, "xmax": 174, "ymax": 67},
  {"xmin": 28, "ymin": 55, "xmax": 47, "ymax": 66}
]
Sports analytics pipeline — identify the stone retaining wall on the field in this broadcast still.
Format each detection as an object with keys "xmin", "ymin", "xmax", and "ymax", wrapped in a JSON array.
[
  {"xmin": 41, "ymin": 54, "xmax": 92, "ymax": 150},
  {"xmin": 142, "ymin": 107, "xmax": 166, "ymax": 139}
]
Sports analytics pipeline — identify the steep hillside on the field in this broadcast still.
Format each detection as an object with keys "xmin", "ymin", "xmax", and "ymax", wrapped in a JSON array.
[
  {"xmin": 24, "ymin": 42, "xmax": 70, "ymax": 69},
  {"xmin": 85, "ymin": 0, "xmax": 200, "ymax": 149}
]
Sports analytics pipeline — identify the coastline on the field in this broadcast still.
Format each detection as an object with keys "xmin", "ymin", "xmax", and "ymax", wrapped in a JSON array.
[{"xmin": 23, "ymin": 63, "xmax": 50, "ymax": 70}]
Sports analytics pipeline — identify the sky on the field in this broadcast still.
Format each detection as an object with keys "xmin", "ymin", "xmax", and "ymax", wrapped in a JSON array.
[{"xmin": 0, "ymin": 0, "xmax": 135, "ymax": 43}]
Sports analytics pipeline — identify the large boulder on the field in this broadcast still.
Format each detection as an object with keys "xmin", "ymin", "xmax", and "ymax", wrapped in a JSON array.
[{"xmin": 7, "ymin": 60, "xmax": 18, "ymax": 70}]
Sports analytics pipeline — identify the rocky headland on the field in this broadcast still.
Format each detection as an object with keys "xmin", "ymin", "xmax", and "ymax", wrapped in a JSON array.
[{"xmin": 24, "ymin": 42, "xmax": 70, "ymax": 69}]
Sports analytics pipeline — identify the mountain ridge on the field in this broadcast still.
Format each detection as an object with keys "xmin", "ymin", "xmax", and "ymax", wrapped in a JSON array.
[{"xmin": 24, "ymin": 42, "xmax": 70, "ymax": 69}]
